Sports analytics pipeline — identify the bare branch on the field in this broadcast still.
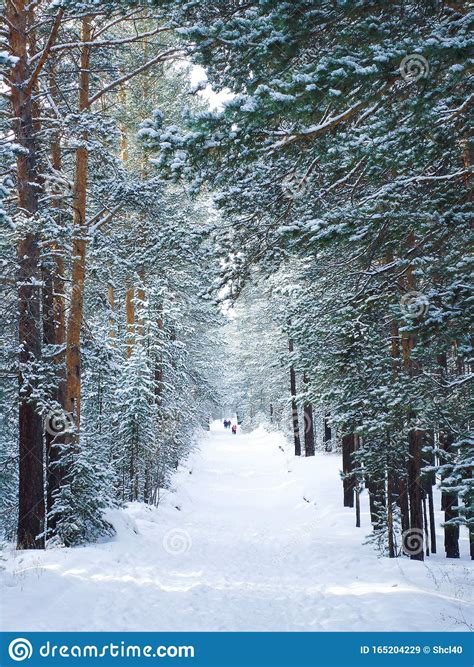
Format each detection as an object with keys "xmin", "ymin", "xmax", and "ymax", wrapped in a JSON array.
[
  {"xmin": 30, "ymin": 24, "xmax": 173, "ymax": 61},
  {"xmin": 25, "ymin": 9, "xmax": 64, "ymax": 95},
  {"xmin": 86, "ymin": 47, "xmax": 184, "ymax": 108}
]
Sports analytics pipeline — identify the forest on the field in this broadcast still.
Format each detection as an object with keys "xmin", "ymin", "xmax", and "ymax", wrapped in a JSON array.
[{"xmin": 0, "ymin": 0, "xmax": 472, "ymax": 625}]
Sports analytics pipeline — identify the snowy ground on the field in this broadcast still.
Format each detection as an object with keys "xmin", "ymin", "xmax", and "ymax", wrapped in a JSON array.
[{"xmin": 1, "ymin": 422, "xmax": 472, "ymax": 632}]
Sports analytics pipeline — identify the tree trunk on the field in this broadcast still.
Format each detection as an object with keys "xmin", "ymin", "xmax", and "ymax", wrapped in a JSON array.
[
  {"xmin": 422, "ymin": 430, "xmax": 437, "ymax": 555},
  {"xmin": 288, "ymin": 338, "xmax": 301, "ymax": 456},
  {"xmin": 7, "ymin": 0, "xmax": 45, "ymax": 549},
  {"xmin": 427, "ymin": 484, "xmax": 437, "ymax": 555},
  {"xmin": 436, "ymin": 352, "xmax": 460, "ymax": 559},
  {"xmin": 387, "ymin": 468, "xmax": 396, "ymax": 558},
  {"xmin": 342, "ymin": 433, "xmax": 355, "ymax": 507},
  {"xmin": 64, "ymin": 15, "xmax": 92, "ymax": 440},
  {"xmin": 303, "ymin": 373, "xmax": 315, "ymax": 456},
  {"xmin": 423, "ymin": 493, "xmax": 430, "ymax": 557},
  {"xmin": 398, "ymin": 474, "xmax": 410, "ymax": 536},
  {"xmin": 354, "ymin": 434, "xmax": 361, "ymax": 527},
  {"xmin": 406, "ymin": 427, "xmax": 424, "ymax": 561},
  {"xmin": 366, "ymin": 476, "xmax": 385, "ymax": 528},
  {"xmin": 355, "ymin": 488, "xmax": 361, "ymax": 528},
  {"xmin": 387, "ymin": 272, "xmax": 402, "ymax": 556},
  {"xmin": 303, "ymin": 401, "xmax": 315, "ymax": 456},
  {"xmin": 44, "ymin": 87, "xmax": 67, "ymax": 527},
  {"xmin": 401, "ymin": 231, "xmax": 424, "ymax": 561},
  {"xmin": 439, "ymin": 431, "xmax": 460, "ymax": 558},
  {"xmin": 144, "ymin": 461, "xmax": 151, "ymax": 503},
  {"xmin": 324, "ymin": 412, "xmax": 331, "ymax": 452}
]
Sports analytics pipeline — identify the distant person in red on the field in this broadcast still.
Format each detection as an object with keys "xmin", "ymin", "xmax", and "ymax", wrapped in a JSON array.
[{"xmin": 232, "ymin": 424, "xmax": 237, "ymax": 435}]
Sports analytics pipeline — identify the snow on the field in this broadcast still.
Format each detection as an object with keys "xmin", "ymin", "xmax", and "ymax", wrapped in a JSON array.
[
  {"xmin": 1, "ymin": 423, "xmax": 472, "ymax": 632},
  {"xmin": 189, "ymin": 64, "xmax": 233, "ymax": 111}
]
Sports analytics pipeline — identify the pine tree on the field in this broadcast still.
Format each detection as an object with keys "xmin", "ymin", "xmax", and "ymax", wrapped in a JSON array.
[{"xmin": 149, "ymin": 0, "xmax": 472, "ymax": 559}]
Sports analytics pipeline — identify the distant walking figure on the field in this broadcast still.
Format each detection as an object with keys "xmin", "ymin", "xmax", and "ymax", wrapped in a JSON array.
[{"xmin": 232, "ymin": 424, "xmax": 237, "ymax": 435}]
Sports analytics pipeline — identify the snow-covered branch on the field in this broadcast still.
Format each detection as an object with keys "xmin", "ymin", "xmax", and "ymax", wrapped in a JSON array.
[{"xmin": 86, "ymin": 47, "xmax": 184, "ymax": 108}]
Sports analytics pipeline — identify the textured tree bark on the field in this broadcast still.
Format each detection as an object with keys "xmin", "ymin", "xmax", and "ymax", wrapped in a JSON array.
[
  {"xmin": 65, "ymin": 16, "xmax": 92, "ymax": 437},
  {"xmin": 7, "ymin": 0, "xmax": 45, "ymax": 549},
  {"xmin": 288, "ymin": 338, "xmax": 301, "ymax": 456}
]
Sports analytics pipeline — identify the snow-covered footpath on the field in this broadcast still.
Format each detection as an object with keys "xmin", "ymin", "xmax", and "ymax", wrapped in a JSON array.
[{"xmin": 1, "ymin": 423, "xmax": 472, "ymax": 632}]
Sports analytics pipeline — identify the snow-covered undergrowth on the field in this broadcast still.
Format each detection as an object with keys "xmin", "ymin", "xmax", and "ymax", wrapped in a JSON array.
[{"xmin": 1, "ymin": 423, "xmax": 472, "ymax": 632}]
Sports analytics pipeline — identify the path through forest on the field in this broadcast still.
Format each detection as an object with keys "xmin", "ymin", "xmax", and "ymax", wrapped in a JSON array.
[{"xmin": 1, "ymin": 423, "xmax": 472, "ymax": 632}]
